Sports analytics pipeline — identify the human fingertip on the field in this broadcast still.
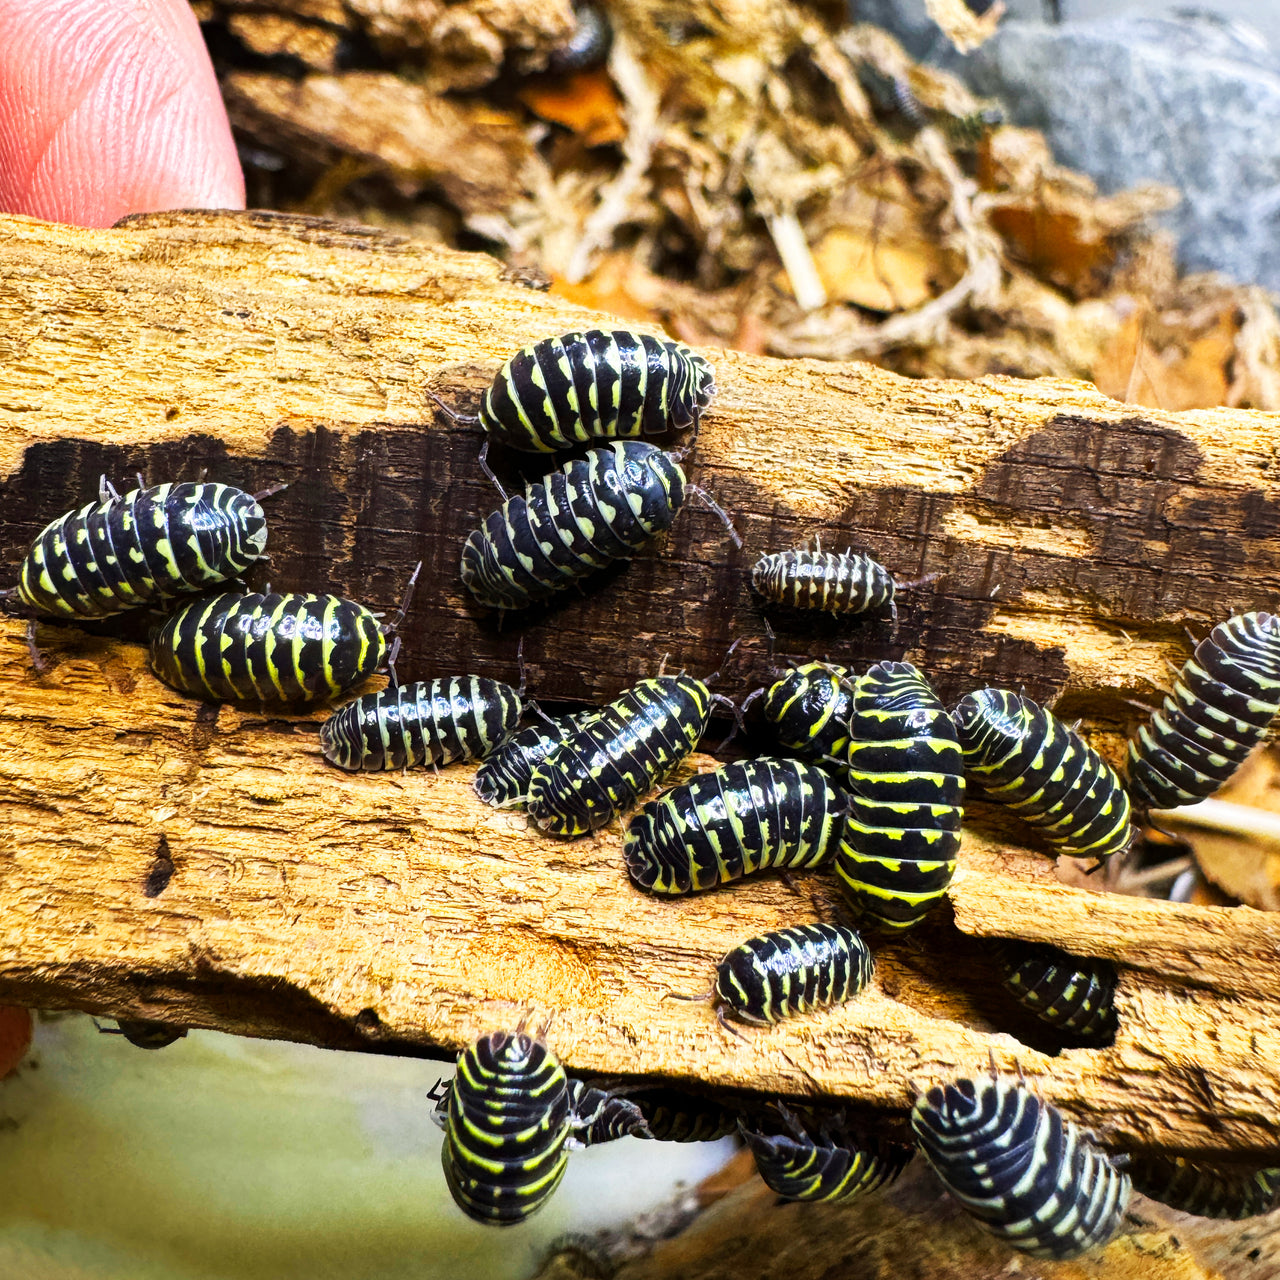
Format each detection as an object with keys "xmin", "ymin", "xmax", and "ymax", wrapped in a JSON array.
[{"xmin": 0, "ymin": 0, "xmax": 244, "ymax": 228}]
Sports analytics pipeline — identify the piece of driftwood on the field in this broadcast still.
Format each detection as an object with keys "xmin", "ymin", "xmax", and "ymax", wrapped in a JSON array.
[
  {"xmin": 534, "ymin": 1155, "xmax": 1280, "ymax": 1280},
  {"xmin": 2, "ymin": 210, "xmax": 1280, "ymax": 1158}
]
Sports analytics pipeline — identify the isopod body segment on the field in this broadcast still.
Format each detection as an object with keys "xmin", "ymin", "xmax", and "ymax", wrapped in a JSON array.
[
  {"xmin": 1127, "ymin": 612, "xmax": 1280, "ymax": 810},
  {"xmin": 473, "ymin": 712, "xmax": 596, "ymax": 809},
  {"xmin": 149, "ymin": 591, "xmax": 386, "ymax": 705},
  {"xmin": 1127, "ymin": 1154, "xmax": 1280, "ymax": 1220},
  {"xmin": 952, "ymin": 688, "xmax": 1132, "ymax": 863},
  {"xmin": 460, "ymin": 441, "xmax": 686, "ymax": 611},
  {"xmin": 835, "ymin": 662, "xmax": 965, "ymax": 932},
  {"xmin": 526, "ymin": 674, "xmax": 713, "ymax": 836},
  {"xmin": 320, "ymin": 677, "xmax": 522, "ymax": 772},
  {"xmin": 100, "ymin": 1019, "xmax": 188, "ymax": 1050},
  {"xmin": 17, "ymin": 480, "xmax": 267, "ymax": 618},
  {"xmin": 627, "ymin": 1089, "xmax": 740, "ymax": 1143},
  {"xmin": 565, "ymin": 1079, "xmax": 654, "ymax": 1147},
  {"xmin": 998, "ymin": 940, "xmax": 1118, "ymax": 1045},
  {"xmin": 751, "ymin": 548, "xmax": 895, "ymax": 617},
  {"xmin": 441, "ymin": 1029, "xmax": 570, "ymax": 1226},
  {"xmin": 756, "ymin": 662, "xmax": 855, "ymax": 763},
  {"xmin": 713, "ymin": 922, "xmax": 873, "ymax": 1026},
  {"xmin": 624, "ymin": 757, "xmax": 846, "ymax": 895},
  {"xmin": 740, "ymin": 1104, "xmax": 913, "ymax": 1202},
  {"xmin": 911, "ymin": 1074, "xmax": 1131, "ymax": 1260},
  {"xmin": 479, "ymin": 330, "xmax": 714, "ymax": 452}
]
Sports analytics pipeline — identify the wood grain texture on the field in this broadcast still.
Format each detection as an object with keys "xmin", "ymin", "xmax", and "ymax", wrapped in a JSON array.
[
  {"xmin": 2, "ymin": 210, "xmax": 1280, "ymax": 1157},
  {"xmin": 564, "ymin": 1157, "xmax": 1280, "ymax": 1280}
]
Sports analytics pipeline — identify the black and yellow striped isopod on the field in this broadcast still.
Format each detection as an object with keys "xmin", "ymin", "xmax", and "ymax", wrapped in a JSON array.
[
  {"xmin": 627, "ymin": 1089, "xmax": 740, "ymax": 1143},
  {"xmin": 1128, "ymin": 1154, "xmax": 1280, "ymax": 1219},
  {"xmin": 460, "ymin": 441, "xmax": 688, "ymax": 611},
  {"xmin": 740, "ymin": 1103, "xmax": 913, "ymax": 1203},
  {"xmin": 952, "ymin": 688, "xmax": 1132, "ymax": 863},
  {"xmin": 565, "ymin": 1078, "xmax": 654, "ymax": 1147},
  {"xmin": 16, "ymin": 477, "xmax": 269, "ymax": 617},
  {"xmin": 1127, "ymin": 612, "xmax": 1280, "ymax": 810},
  {"xmin": 748, "ymin": 662, "xmax": 854, "ymax": 763},
  {"xmin": 97, "ymin": 1018, "xmax": 188, "ymax": 1050},
  {"xmin": 751, "ymin": 544, "xmax": 932, "ymax": 627},
  {"xmin": 467, "ymin": 329, "xmax": 715, "ymax": 454},
  {"xmin": 526, "ymin": 674, "xmax": 715, "ymax": 837},
  {"xmin": 911, "ymin": 1074, "xmax": 1131, "ymax": 1260},
  {"xmin": 712, "ymin": 922, "xmax": 874, "ymax": 1028},
  {"xmin": 997, "ymin": 940, "xmax": 1118, "ymax": 1046},
  {"xmin": 150, "ymin": 590, "xmax": 388, "ymax": 706},
  {"xmin": 473, "ymin": 712, "xmax": 596, "ymax": 809},
  {"xmin": 835, "ymin": 662, "xmax": 965, "ymax": 932},
  {"xmin": 432, "ymin": 1071, "xmax": 652, "ymax": 1150},
  {"xmin": 320, "ymin": 676, "xmax": 522, "ymax": 771},
  {"xmin": 624, "ymin": 758, "xmax": 846, "ymax": 895},
  {"xmin": 440, "ymin": 1029, "xmax": 571, "ymax": 1226}
]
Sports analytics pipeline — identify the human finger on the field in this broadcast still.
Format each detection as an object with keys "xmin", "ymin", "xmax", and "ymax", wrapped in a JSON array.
[{"xmin": 0, "ymin": 0, "xmax": 244, "ymax": 227}]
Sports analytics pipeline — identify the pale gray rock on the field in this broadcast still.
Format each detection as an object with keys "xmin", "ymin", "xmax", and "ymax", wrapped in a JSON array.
[
  {"xmin": 850, "ymin": 2, "xmax": 1280, "ymax": 289},
  {"xmin": 960, "ymin": 15, "xmax": 1280, "ymax": 289}
]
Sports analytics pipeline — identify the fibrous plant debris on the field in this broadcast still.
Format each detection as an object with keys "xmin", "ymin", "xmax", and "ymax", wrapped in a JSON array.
[{"xmin": 195, "ymin": 0, "xmax": 1280, "ymax": 410}]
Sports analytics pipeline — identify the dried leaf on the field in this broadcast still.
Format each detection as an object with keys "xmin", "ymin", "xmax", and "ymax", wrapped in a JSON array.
[
  {"xmin": 989, "ymin": 186, "xmax": 1178, "ymax": 299},
  {"xmin": 978, "ymin": 126, "xmax": 1072, "ymax": 197},
  {"xmin": 1193, "ymin": 834, "xmax": 1280, "ymax": 909},
  {"xmin": 811, "ymin": 224, "xmax": 941, "ymax": 312},
  {"xmin": 924, "ymin": 0, "xmax": 1004, "ymax": 53},
  {"xmin": 988, "ymin": 204, "xmax": 1112, "ymax": 297},
  {"xmin": 1162, "ymin": 751, "xmax": 1280, "ymax": 912},
  {"xmin": 227, "ymin": 13, "xmax": 343, "ymax": 72},
  {"xmin": 217, "ymin": 0, "xmax": 350, "ymax": 25},
  {"xmin": 207, "ymin": 0, "xmax": 1274, "ymax": 411},
  {"xmin": 1092, "ymin": 305, "xmax": 1236, "ymax": 412},
  {"xmin": 340, "ymin": 0, "xmax": 573, "ymax": 63},
  {"xmin": 518, "ymin": 70, "xmax": 626, "ymax": 147},
  {"xmin": 549, "ymin": 253, "xmax": 663, "ymax": 323},
  {"xmin": 840, "ymin": 22, "xmax": 998, "ymax": 121},
  {"xmin": 1227, "ymin": 286, "xmax": 1280, "ymax": 411},
  {"xmin": 424, "ymin": 8, "xmax": 507, "ymax": 89}
]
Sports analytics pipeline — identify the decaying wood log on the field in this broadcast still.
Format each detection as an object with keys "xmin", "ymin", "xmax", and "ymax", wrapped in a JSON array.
[
  {"xmin": 533, "ymin": 1155, "xmax": 1280, "ymax": 1280},
  {"xmin": 2, "ymin": 210, "xmax": 1280, "ymax": 1159}
]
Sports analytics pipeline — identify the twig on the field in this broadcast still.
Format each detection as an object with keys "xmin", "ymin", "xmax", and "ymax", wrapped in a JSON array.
[
  {"xmin": 1112, "ymin": 855, "xmax": 1194, "ymax": 894},
  {"xmin": 764, "ymin": 210, "xmax": 827, "ymax": 312},
  {"xmin": 795, "ymin": 17, "xmax": 878, "ymax": 148},
  {"xmin": 1150, "ymin": 798, "xmax": 1280, "ymax": 847}
]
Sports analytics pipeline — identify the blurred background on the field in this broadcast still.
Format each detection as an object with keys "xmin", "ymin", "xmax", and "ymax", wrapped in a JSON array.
[
  {"xmin": 0, "ymin": 1013, "xmax": 733, "ymax": 1279},
  {"xmin": 194, "ymin": 0, "xmax": 1280, "ymax": 405}
]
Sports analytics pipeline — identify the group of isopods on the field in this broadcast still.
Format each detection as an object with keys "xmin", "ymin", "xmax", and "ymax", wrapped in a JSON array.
[{"xmin": 8, "ymin": 328, "xmax": 1280, "ymax": 1254}]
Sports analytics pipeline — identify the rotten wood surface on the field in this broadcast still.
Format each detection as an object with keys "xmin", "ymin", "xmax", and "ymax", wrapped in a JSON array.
[
  {"xmin": 2, "ymin": 210, "xmax": 1280, "ymax": 1159},
  {"xmin": 534, "ymin": 1153, "xmax": 1280, "ymax": 1280}
]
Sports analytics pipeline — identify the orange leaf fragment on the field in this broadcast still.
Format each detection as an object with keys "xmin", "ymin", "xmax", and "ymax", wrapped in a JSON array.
[
  {"xmin": 1092, "ymin": 306, "xmax": 1235, "ymax": 411},
  {"xmin": 549, "ymin": 253, "xmax": 661, "ymax": 324},
  {"xmin": 518, "ymin": 69, "xmax": 625, "ymax": 147},
  {"xmin": 1174, "ymin": 751, "xmax": 1280, "ymax": 912}
]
